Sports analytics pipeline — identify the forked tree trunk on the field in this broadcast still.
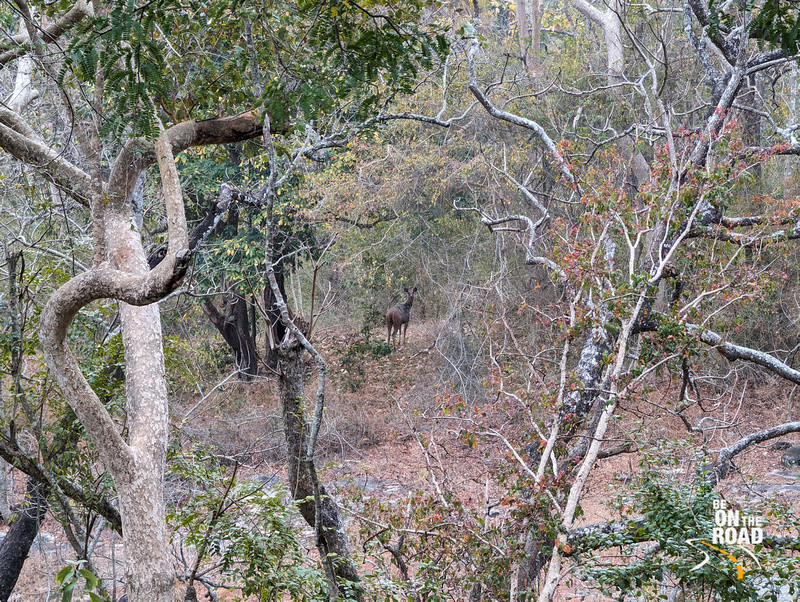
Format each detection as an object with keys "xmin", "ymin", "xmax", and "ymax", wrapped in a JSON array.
[
  {"xmin": 0, "ymin": 65, "xmax": 264, "ymax": 598},
  {"xmin": 277, "ymin": 331, "xmax": 363, "ymax": 600},
  {"xmin": 203, "ymin": 294, "xmax": 259, "ymax": 380}
]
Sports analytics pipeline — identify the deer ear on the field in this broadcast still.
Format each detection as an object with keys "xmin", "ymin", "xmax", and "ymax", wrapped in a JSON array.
[
  {"xmin": 413, "ymin": 287, "xmax": 418, "ymax": 292},
  {"xmin": 404, "ymin": 287, "xmax": 409, "ymax": 293}
]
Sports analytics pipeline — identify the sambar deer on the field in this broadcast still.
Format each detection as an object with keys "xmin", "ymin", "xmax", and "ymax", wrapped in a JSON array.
[{"xmin": 386, "ymin": 287, "xmax": 417, "ymax": 348}]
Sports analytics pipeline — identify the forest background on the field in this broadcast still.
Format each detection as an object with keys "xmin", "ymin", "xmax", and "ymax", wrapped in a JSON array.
[{"xmin": 0, "ymin": 0, "xmax": 800, "ymax": 600}]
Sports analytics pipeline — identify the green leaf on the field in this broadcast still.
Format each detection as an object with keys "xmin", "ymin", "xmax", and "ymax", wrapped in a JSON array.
[
  {"xmin": 79, "ymin": 568, "xmax": 99, "ymax": 589},
  {"xmin": 60, "ymin": 581, "xmax": 77, "ymax": 602},
  {"xmin": 56, "ymin": 565, "xmax": 73, "ymax": 585}
]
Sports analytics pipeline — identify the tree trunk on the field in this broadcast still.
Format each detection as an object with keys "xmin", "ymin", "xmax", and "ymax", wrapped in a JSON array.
[
  {"xmin": 0, "ymin": 466, "xmax": 9, "ymax": 523},
  {"xmin": 740, "ymin": 73, "xmax": 762, "ymax": 180},
  {"xmin": 573, "ymin": 0, "xmax": 623, "ymax": 84},
  {"xmin": 198, "ymin": 201, "xmax": 260, "ymax": 380},
  {"xmin": 9, "ymin": 106, "xmax": 263, "ymax": 602},
  {"xmin": 264, "ymin": 265, "xmax": 288, "ymax": 371},
  {"xmin": 277, "ymin": 331, "xmax": 363, "ymax": 600},
  {"xmin": 203, "ymin": 294, "xmax": 259, "ymax": 380},
  {"xmin": 103, "ymin": 171, "xmax": 178, "ymax": 601},
  {"xmin": 40, "ymin": 149, "xmax": 183, "ymax": 602},
  {"xmin": 515, "ymin": 0, "xmax": 531, "ymax": 71},
  {"xmin": 0, "ymin": 477, "xmax": 49, "ymax": 601}
]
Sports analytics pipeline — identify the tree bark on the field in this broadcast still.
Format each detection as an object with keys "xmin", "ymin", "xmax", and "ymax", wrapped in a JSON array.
[
  {"xmin": 37, "ymin": 117, "xmax": 264, "ymax": 602},
  {"xmin": 0, "ymin": 477, "xmax": 49, "ymax": 601},
  {"xmin": 277, "ymin": 330, "xmax": 363, "ymax": 600},
  {"xmin": 515, "ymin": 0, "xmax": 531, "ymax": 71},
  {"xmin": 572, "ymin": 0, "xmax": 623, "ymax": 83},
  {"xmin": 264, "ymin": 265, "xmax": 288, "ymax": 371},
  {"xmin": 203, "ymin": 294, "xmax": 259, "ymax": 380}
]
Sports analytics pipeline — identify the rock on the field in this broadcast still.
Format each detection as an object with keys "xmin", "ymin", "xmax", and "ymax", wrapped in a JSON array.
[{"xmin": 780, "ymin": 446, "xmax": 800, "ymax": 468}]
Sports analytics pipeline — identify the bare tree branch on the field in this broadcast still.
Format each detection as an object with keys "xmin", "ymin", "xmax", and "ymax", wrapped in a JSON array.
[
  {"xmin": 466, "ymin": 39, "xmax": 579, "ymax": 190},
  {"xmin": 0, "ymin": 436, "xmax": 122, "ymax": 531},
  {"xmin": 688, "ymin": 325, "xmax": 800, "ymax": 385},
  {"xmin": 708, "ymin": 421, "xmax": 800, "ymax": 485}
]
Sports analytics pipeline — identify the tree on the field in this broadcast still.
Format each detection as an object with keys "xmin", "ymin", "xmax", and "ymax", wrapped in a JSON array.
[
  {"xmin": 37, "ymin": 113, "xmax": 263, "ymax": 602},
  {"xmin": 458, "ymin": 1, "xmax": 800, "ymax": 598},
  {"xmin": 0, "ymin": 0, "xmax": 446, "ymax": 598},
  {"xmin": 295, "ymin": 2, "xmax": 800, "ymax": 599},
  {"xmin": 5, "ymin": 0, "xmax": 800, "ymax": 599}
]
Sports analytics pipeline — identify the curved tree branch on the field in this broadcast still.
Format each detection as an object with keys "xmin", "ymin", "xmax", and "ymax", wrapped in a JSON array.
[
  {"xmin": 38, "ymin": 261, "xmax": 193, "ymax": 478},
  {"xmin": 466, "ymin": 39, "xmax": 579, "ymax": 190},
  {"xmin": 708, "ymin": 421, "xmax": 800, "ymax": 485},
  {"xmin": 0, "ymin": 0, "xmax": 92, "ymax": 66}
]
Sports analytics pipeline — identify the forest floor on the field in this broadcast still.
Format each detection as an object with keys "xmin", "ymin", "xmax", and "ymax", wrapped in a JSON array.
[{"xmin": 4, "ymin": 318, "xmax": 800, "ymax": 600}]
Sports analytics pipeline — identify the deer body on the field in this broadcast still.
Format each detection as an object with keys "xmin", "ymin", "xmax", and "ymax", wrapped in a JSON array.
[{"xmin": 386, "ymin": 287, "xmax": 417, "ymax": 347}]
